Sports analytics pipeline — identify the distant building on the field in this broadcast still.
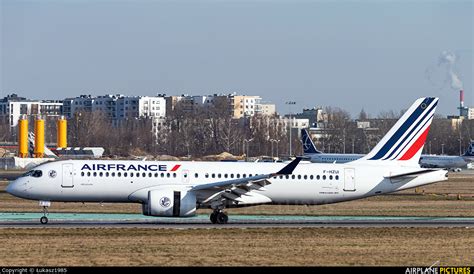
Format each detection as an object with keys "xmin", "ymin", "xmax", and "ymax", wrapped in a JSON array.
[
  {"xmin": 0, "ymin": 94, "xmax": 63, "ymax": 127},
  {"xmin": 63, "ymin": 94, "xmax": 165, "ymax": 121},
  {"xmin": 292, "ymin": 107, "xmax": 325, "ymax": 127},
  {"xmin": 165, "ymin": 93, "xmax": 276, "ymax": 119},
  {"xmin": 468, "ymin": 107, "xmax": 474, "ymax": 120}
]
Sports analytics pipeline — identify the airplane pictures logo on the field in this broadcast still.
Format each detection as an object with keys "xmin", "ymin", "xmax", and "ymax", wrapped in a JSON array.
[{"xmin": 160, "ymin": 197, "xmax": 171, "ymax": 208}]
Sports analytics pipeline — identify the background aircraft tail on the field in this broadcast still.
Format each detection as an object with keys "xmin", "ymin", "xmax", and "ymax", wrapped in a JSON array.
[
  {"xmin": 355, "ymin": 97, "xmax": 439, "ymax": 166},
  {"xmin": 462, "ymin": 141, "xmax": 474, "ymax": 157},
  {"xmin": 301, "ymin": 129, "xmax": 322, "ymax": 154}
]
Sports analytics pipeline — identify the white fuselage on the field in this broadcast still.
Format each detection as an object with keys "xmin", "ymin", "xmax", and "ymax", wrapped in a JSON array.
[{"xmin": 7, "ymin": 159, "xmax": 448, "ymax": 207}]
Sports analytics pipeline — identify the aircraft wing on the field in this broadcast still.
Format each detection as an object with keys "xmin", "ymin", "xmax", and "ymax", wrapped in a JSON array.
[
  {"xmin": 192, "ymin": 157, "xmax": 302, "ymax": 191},
  {"xmin": 192, "ymin": 157, "xmax": 302, "ymax": 205}
]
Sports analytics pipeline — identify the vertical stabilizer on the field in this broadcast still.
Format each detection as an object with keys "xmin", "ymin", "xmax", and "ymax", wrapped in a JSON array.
[{"xmin": 355, "ymin": 97, "xmax": 439, "ymax": 166}]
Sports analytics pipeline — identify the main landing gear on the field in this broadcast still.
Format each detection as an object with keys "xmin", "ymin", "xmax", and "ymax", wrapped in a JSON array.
[
  {"xmin": 39, "ymin": 201, "xmax": 51, "ymax": 224},
  {"xmin": 210, "ymin": 210, "xmax": 228, "ymax": 224}
]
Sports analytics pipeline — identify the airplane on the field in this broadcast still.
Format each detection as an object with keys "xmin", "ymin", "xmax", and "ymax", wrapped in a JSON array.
[
  {"xmin": 302, "ymin": 128, "xmax": 474, "ymax": 172},
  {"xmin": 301, "ymin": 128, "xmax": 363, "ymax": 163},
  {"xmin": 6, "ymin": 97, "xmax": 448, "ymax": 225},
  {"xmin": 419, "ymin": 141, "xmax": 474, "ymax": 171}
]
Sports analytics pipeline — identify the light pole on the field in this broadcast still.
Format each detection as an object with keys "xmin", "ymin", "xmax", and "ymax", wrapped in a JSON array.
[
  {"xmin": 459, "ymin": 138, "xmax": 462, "ymax": 156},
  {"xmin": 286, "ymin": 101, "xmax": 296, "ymax": 156},
  {"xmin": 441, "ymin": 143, "xmax": 444, "ymax": 155},
  {"xmin": 244, "ymin": 138, "xmax": 253, "ymax": 161},
  {"xmin": 270, "ymin": 139, "xmax": 280, "ymax": 160},
  {"xmin": 342, "ymin": 129, "xmax": 346, "ymax": 154}
]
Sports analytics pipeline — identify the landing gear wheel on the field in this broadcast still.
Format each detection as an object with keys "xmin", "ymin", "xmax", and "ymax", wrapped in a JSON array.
[
  {"xmin": 210, "ymin": 212, "xmax": 218, "ymax": 224},
  {"xmin": 40, "ymin": 216, "xmax": 48, "ymax": 224},
  {"xmin": 216, "ymin": 212, "xmax": 228, "ymax": 224}
]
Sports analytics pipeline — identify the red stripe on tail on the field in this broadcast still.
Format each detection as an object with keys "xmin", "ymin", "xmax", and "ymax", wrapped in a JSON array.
[{"xmin": 399, "ymin": 126, "xmax": 430, "ymax": 161}]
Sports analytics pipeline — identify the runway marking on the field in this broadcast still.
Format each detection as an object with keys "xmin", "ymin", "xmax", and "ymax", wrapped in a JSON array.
[{"xmin": 0, "ymin": 212, "xmax": 473, "ymax": 228}]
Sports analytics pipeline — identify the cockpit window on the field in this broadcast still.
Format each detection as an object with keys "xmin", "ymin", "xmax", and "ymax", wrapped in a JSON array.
[{"xmin": 21, "ymin": 170, "xmax": 43, "ymax": 178}]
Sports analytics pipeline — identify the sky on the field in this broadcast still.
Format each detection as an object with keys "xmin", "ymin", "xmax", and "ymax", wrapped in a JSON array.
[{"xmin": 1, "ymin": 0, "xmax": 472, "ymax": 118}]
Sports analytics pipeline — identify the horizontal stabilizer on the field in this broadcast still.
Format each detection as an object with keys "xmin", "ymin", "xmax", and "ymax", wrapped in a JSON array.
[{"xmin": 385, "ymin": 169, "xmax": 439, "ymax": 179}]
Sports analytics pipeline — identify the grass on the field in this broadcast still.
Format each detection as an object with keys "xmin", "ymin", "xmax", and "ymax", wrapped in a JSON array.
[
  {"xmin": 0, "ymin": 172, "xmax": 473, "ymax": 266},
  {"xmin": 0, "ymin": 227, "xmax": 471, "ymax": 266}
]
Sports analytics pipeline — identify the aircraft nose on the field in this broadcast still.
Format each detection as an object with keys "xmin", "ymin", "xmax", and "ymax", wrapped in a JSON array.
[
  {"xmin": 5, "ymin": 181, "xmax": 16, "ymax": 195},
  {"xmin": 6, "ymin": 179, "xmax": 24, "ymax": 197}
]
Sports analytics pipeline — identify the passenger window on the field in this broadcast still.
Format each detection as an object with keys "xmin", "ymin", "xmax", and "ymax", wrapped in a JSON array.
[
  {"xmin": 148, "ymin": 173, "xmax": 152, "ymax": 177},
  {"xmin": 205, "ymin": 173, "xmax": 209, "ymax": 178},
  {"xmin": 32, "ymin": 170, "xmax": 43, "ymax": 178},
  {"xmin": 329, "ymin": 175, "xmax": 333, "ymax": 180},
  {"xmin": 106, "ymin": 172, "xmax": 109, "ymax": 177},
  {"xmin": 130, "ymin": 173, "xmax": 134, "ymax": 178},
  {"xmin": 310, "ymin": 175, "xmax": 314, "ymax": 180},
  {"xmin": 297, "ymin": 175, "xmax": 301, "ymax": 179},
  {"xmin": 167, "ymin": 173, "xmax": 171, "ymax": 178},
  {"xmin": 87, "ymin": 172, "xmax": 91, "ymax": 177},
  {"xmin": 224, "ymin": 174, "xmax": 228, "ymax": 178},
  {"xmin": 136, "ymin": 173, "xmax": 140, "ymax": 177},
  {"xmin": 195, "ymin": 173, "xmax": 199, "ymax": 178},
  {"xmin": 124, "ymin": 173, "xmax": 128, "ymax": 177},
  {"xmin": 316, "ymin": 175, "xmax": 320, "ymax": 180},
  {"xmin": 322, "ymin": 175, "xmax": 326, "ymax": 180},
  {"xmin": 279, "ymin": 175, "xmax": 283, "ymax": 179},
  {"xmin": 142, "ymin": 172, "xmax": 146, "ymax": 177},
  {"xmin": 173, "ymin": 173, "xmax": 177, "ymax": 178},
  {"xmin": 81, "ymin": 172, "xmax": 85, "ymax": 177},
  {"xmin": 218, "ymin": 174, "xmax": 221, "ymax": 178},
  {"xmin": 154, "ymin": 173, "xmax": 158, "ymax": 177},
  {"xmin": 161, "ymin": 173, "xmax": 164, "ymax": 178},
  {"xmin": 117, "ymin": 172, "xmax": 121, "ymax": 177},
  {"xmin": 304, "ymin": 175, "xmax": 307, "ymax": 180},
  {"xmin": 99, "ymin": 172, "xmax": 103, "ymax": 177},
  {"xmin": 111, "ymin": 172, "xmax": 115, "ymax": 177},
  {"xmin": 291, "ymin": 175, "xmax": 295, "ymax": 179},
  {"xmin": 212, "ymin": 174, "xmax": 215, "ymax": 178},
  {"xmin": 184, "ymin": 173, "xmax": 188, "ymax": 178},
  {"xmin": 243, "ymin": 174, "xmax": 246, "ymax": 178},
  {"xmin": 230, "ymin": 174, "xmax": 234, "ymax": 179},
  {"xmin": 285, "ymin": 175, "xmax": 289, "ymax": 179},
  {"xmin": 93, "ymin": 172, "xmax": 97, "ymax": 177},
  {"xmin": 335, "ymin": 175, "xmax": 339, "ymax": 180},
  {"xmin": 237, "ymin": 174, "xmax": 240, "ymax": 178}
]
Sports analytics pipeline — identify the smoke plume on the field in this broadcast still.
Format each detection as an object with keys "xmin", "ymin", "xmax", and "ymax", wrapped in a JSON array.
[{"xmin": 438, "ymin": 50, "xmax": 463, "ymax": 90}]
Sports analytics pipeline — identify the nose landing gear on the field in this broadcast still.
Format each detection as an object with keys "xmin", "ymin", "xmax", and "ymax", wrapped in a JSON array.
[{"xmin": 39, "ymin": 201, "xmax": 51, "ymax": 224}]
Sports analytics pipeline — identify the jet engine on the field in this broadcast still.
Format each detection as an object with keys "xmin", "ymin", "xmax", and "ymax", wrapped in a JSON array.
[{"xmin": 142, "ymin": 189, "xmax": 196, "ymax": 217}]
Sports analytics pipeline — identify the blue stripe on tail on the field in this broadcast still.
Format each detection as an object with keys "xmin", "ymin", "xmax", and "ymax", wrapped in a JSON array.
[{"xmin": 369, "ymin": 97, "xmax": 435, "ymax": 160}]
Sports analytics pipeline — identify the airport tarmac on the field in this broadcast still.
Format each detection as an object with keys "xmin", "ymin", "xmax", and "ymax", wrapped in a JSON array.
[{"xmin": 0, "ymin": 212, "xmax": 473, "ymax": 228}]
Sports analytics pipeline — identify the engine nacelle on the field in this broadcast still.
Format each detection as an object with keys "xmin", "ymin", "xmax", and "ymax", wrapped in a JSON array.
[{"xmin": 142, "ymin": 189, "xmax": 196, "ymax": 217}]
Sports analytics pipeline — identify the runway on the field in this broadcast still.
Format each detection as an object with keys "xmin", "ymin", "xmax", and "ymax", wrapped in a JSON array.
[{"xmin": 0, "ymin": 212, "xmax": 473, "ymax": 228}]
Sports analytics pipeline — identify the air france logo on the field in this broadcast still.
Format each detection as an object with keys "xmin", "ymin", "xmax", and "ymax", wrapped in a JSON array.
[
  {"xmin": 81, "ymin": 163, "xmax": 181, "ymax": 172},
  {"xmin": 160, "ymin": 197, "xmax": 171, "ymax": 208},
  {"xmin": 48, "ymin": 170, "xmax": 57, "ymax": 178}
]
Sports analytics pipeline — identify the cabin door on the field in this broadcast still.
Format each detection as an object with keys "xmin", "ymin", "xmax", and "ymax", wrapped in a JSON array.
[
  {"xmin": 344, "ymin": 168, "xmax": 355, "ymax": 191},
  {"xmin": 62, "ymin": 163, "xmax": 74, "ymax": 188}
]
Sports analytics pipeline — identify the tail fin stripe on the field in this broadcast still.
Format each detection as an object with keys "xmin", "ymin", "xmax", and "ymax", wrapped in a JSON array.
[
  {"xmin": 389, "ymin": 113, "xmax": 434, "ymax": 160},
  {"xmin": 369, "ymin": 97, "xmax": 436, "ymax": 160},
  {"xmin": 381, "ymin": 101, "xmax": 437, "ymax": 160},
  {"xmin": 399, "ymin": 126, "xmax": 431, "ymax": 160}
]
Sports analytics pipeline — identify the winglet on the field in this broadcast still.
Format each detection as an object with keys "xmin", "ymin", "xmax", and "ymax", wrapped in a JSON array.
[{"xmin": 276, "ymin": 157, "xmax": 302, "ymax": 175}]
